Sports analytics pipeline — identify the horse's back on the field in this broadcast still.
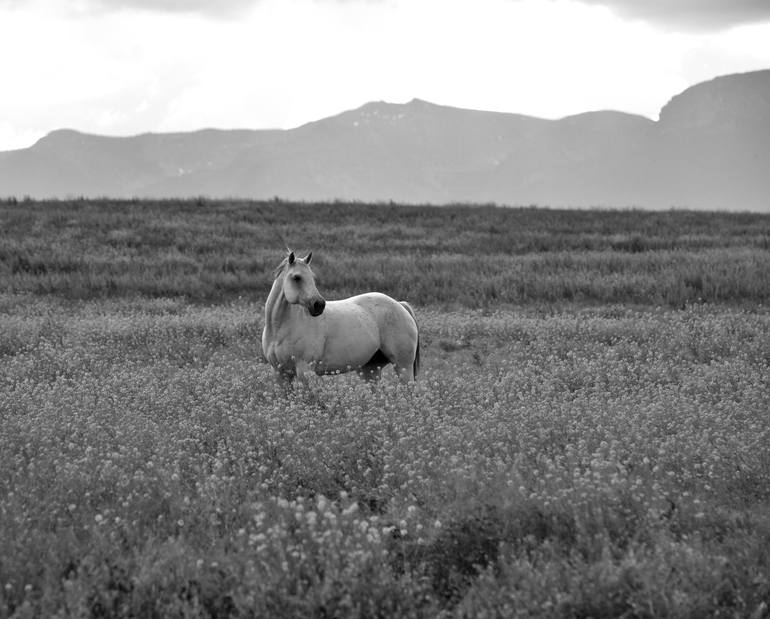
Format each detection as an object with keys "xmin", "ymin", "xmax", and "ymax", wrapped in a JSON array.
[{"xmin": 335, "ymin": 292, "xmax": 416, "ymax": 330}]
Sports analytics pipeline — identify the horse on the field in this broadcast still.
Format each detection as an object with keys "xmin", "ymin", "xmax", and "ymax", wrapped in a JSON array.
[{"xmin": 262, "ymin": 250, "xmax": 420, "ymax": 385}]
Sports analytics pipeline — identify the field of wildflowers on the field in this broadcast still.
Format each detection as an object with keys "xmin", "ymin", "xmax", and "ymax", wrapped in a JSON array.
[
  {"xmin": 1, "ymin": 200, "xmax": 769, "ymax": 617},
  {"xmin": 1, "ymin": 295, "xmax": 768, "ymax": 616}
]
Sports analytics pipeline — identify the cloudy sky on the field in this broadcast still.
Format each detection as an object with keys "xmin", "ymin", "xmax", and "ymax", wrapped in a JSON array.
[{"xmin": 1, "ymin": 0, "xmax": 769, "ymax": 151}]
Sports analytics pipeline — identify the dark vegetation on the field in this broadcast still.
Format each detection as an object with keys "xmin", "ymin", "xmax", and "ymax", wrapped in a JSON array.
[{"xmin": 1, "ymin": 198, "xmax": 769, "ymax": 307}]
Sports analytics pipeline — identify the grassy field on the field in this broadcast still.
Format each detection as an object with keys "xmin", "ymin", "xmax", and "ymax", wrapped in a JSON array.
[
  {"xmin": 1, "ymin": 200, "xmax": 769, "ymax": 617},
  {"xmin": 2, "ymin": 198, "xmax": 769, "ymax": 306}
]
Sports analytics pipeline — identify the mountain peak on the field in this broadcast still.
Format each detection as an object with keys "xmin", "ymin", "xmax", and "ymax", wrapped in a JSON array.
[
  {"xmin": 659, "ymin": 69, "xmax": 770, "ymax": 129},
  {"xmin": 406, "ymin": 97, "xmax": 435, "ymax": 106},
  {"xmin": 335, "ymin": 100, "xmax": 418, "ymax": 127},
  {"xmin": 35, "ymin": 128, "xmax": 85, "ymax": 144}
]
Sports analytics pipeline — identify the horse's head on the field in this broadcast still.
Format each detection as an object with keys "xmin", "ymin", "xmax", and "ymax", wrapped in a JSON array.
[{"xmin": 281, "ymin": 251, "xmax": 326, "ymax": 317}]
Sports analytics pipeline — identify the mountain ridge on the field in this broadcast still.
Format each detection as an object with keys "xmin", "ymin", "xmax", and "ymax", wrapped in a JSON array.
[{"xmin": 1, "ymin": 70, "xmax": 768, "ymax": 211}]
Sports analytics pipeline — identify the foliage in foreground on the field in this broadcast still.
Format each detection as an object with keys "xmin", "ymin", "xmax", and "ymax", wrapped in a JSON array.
[
  {"xmin": 1, "ymin": 199, "xmax": 769, "ymax": 306},
  {"xmin": 1, "ymin": 295, "xmax": 769, "ymax": 617}
]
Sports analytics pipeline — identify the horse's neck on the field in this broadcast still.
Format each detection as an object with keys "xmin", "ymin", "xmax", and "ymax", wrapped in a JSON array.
[{"xmin": 264, "ymin": 276, "xmax": 305, "ymax": 341}]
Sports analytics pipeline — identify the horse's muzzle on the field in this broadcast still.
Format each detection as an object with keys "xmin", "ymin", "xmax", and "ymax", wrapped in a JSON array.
[{"xmin": 309, "ymin": 299, "xmax": 326, "ymax": 317}]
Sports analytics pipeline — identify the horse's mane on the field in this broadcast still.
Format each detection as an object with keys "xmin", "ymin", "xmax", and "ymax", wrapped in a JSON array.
[{"xmin": 272, "ymin": 255, "xmax": 290, "ymax": 279}]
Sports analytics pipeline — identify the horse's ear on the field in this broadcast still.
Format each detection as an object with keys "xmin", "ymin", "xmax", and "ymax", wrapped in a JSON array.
[
  {"xmin": 304, "ymin": 252, "xmax": 312, "ymax": 265},
  {"xmin": 288, "ymin": 251, "xmax": 295, "ymax": 265}
]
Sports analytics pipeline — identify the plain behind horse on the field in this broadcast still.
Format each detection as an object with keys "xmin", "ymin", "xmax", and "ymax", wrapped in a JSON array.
[{"xmin": 262, "ymin": 251, "xmax": 420, "ymax": 385}]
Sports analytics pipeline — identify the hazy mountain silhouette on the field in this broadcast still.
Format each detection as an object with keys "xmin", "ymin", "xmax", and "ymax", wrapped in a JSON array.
[{"xmin": 1, "ymin": 70, "xmax": 768, "ymax": 210}]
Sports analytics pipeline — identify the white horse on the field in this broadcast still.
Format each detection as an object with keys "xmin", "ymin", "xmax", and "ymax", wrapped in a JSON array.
[{"xmin": 262, "ymin": 251, "xmax": 420, "ymax": 384}]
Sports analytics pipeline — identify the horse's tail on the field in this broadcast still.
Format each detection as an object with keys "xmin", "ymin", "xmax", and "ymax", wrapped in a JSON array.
[{"xmin": 400, "ymin": 301, "xmax": 420, "ymax": 379}]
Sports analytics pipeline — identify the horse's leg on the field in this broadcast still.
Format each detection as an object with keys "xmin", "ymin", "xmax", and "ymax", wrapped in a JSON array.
[
  {"xmin": 379, "ymin": 344, "xmax": 414, "ymax": 383},
  {"xmin": 381, "ymin": 335, "xmax": 418, "ymax": 383},
  {"xmin": 294, "ymin": 359, "xmax": 319, "ymax": 388},
  {"xmin": 379, "ymin": 304, "xmax": 419, "ymax": 384},
  {"xmin": 393, "ymin": 362, "xmax": 415, "ymax": 383},
  {"xmin": 274, "ymin": 367, "xmax": 296, "ymax": 391}
]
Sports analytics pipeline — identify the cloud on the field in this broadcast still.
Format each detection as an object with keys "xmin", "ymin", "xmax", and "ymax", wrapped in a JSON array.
[
  {"xmin": 107, "ymin": 0, "xmax": 770, "ymax": 30},
  {"xmin": 92, "ymin": 0, "xmax": 255, "ymax": 14},
  {"xmin": 577, "ymin": 0, "xmax": 770, "ymax": 31},
  {"xmin": 8, "ymin": 0, "xmax": 766, "ymax": 27},
  {"xmin": 0, "ymin": 0, "xmax": 257, "ymax": 17}
]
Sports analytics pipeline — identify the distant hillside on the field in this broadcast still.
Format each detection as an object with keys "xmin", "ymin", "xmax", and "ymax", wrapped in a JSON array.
[{"xmin": 1, "ymin": 70, "xmax": 769, "ymax": 210}]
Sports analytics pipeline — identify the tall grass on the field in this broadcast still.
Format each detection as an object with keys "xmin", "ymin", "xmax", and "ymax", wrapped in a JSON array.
[{"xmin": 1, "ymin": 198, "xmax": 768, "ymax": 306}]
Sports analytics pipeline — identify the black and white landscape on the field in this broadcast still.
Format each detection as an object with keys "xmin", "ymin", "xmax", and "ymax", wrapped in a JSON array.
[
  {"xmin": 2, "ymin": 69, "xmax": 769, "ymax": 211},
  {"xmin": 3, "ymin": 0, "xmax": 770, "ymax": 616}
]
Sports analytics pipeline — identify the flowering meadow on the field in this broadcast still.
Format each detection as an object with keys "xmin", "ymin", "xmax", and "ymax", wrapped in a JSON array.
[
  {"xmin": 1, "ymin": 293, "xmax": 768, "ymax": 617},
  {"xmin": 1, "ymin": 200, "xmax": 769, "ymax": 617}
]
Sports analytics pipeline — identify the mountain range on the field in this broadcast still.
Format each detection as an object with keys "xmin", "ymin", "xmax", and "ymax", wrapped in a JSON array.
[{"xmin": 1, "ymin": 70, "xmax": 769, "ymax": 210}]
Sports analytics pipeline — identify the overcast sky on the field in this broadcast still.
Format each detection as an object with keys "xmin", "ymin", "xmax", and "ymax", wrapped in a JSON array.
[{"xmin": 1, "ymin": 0, "xmax": 769, "ymax": 151}]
